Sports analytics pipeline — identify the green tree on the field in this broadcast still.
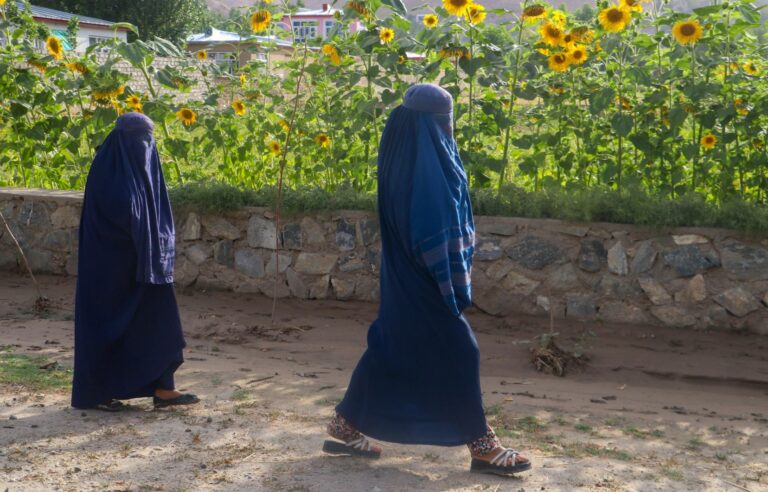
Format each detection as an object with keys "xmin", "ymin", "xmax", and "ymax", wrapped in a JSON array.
[{"xmin": 32, "ymin": 0, "xmax": 212, "ymax": 42}]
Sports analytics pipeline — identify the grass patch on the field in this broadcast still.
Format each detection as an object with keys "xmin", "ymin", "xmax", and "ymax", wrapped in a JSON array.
[
  {"xmin": 622, "ymin": 426, "xmax": 664, "ymax": 440},
  {"xmin": 231, "ymin": 388, "xmax": 252, "ymax": 401},
  {"xmin": 660, "ymin": 468, "xmax": 685, "ymax": 482},
  {"xmin": 562, "ymin": 442, "xmax": 633, "ymax": 461},
  {"xmin": 686, "ymin": 437, "xmax": 706, "ymax": 450},
  {"xmin": 314, "ymin": 397, "xmax": 342, "ymax": 407},
  {"xmin": 168, "ymin": 182, "xmax": 768, "ymax": 232},
  {"xmin": 574, "ymin": 423, "xmax": 593, "ymax": 433},
  {"xmin": 0, "ymin": 354, "xmax": 71, "ymax": 392}
]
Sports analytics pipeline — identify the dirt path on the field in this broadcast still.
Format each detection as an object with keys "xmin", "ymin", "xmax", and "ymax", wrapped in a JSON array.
[{"xmin": 1, "ymin": 274, "xmax": 767, "ymax": 491}]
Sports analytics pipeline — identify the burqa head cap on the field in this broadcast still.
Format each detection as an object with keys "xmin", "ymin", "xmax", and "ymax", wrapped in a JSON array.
[
  {"xmin": 402, "ymin": 84, "xmax": 453, "ymax": 116},
  {"xmin": 115, "ymin": 112, "xmax": 155, "ymax": 135}
]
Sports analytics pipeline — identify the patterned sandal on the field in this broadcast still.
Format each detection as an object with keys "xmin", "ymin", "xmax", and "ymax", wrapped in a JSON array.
[
  {"xmin": 322, "ymin": 436, "xmax": 382, "ymax": 459},
  {"xmin": 470, "ymin": 447, "xmax": 532, "ymax": 476}
]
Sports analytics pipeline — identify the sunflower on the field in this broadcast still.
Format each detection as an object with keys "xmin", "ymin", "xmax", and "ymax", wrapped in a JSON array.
[
  {"xmin": 539, "ymin": 22, "xmax": 564, "ymax": 47},
  {"xmin": 672, "ymin": 19, "xmax": 702, "ymax": 45},
  {"xmin": 27, "ymin": 59, "xmax": 47, "ymax": 74},
  {"xmin": 279, "ymin": 119, "xmax": 290, "ymax": 132},
  {"xmin": 594, "ymin": 40, "xmax": 603, "ymax": 53},
  {"xmin": 126, "ymin": 95, "xmax": 142, "ymax": 110},
  {"xmin": 232, "ymin": 99, "xmax": 247, "ymax": 116},
  {"xmin": 548, "ymin": 53, "xmax": 570, "ymax": 72},
  {"xmin": 522, "ymin": 5, "xmax": 547, "ymax": 21},
  {"xmin": 598, "ymin": 6, "xmax": 631, "ymax": 33},
  {"xmin": 398, "ymin": 54, "xmax": 406, "ymax": 64},
  {"xmin": 561, "ymin": 32, "xmax": 576, "ymax": 48},
  {"xmin": 439, "ymin": 46, "xmax": 471, "ymax": 60},
  {"xmin": 196, "ymin": 50, "xmax": 208, "ymax": 61},
  {"xmin": 620, "ymin": 0, "xmax": 643, "ymax": 13},
  {"xmin": 250, "ymin": 10, "xmax": 271, "ymax": 33},
  {"xmin": 111, "ymin": 99, "xmax": 124, "ymax": 116},
  {"xmin": 423, "ymin": 14, "xmax": 438, "ymax": 28},
  {"xmin": 379, "ymin": 27, "xmax": 395, "ymax": 44},
  {"xmin": 743, "ymin": 61, "xmax": 759, "ymax": 76},
  {"xmin": 321, "ymin": 44, "xmax": 342, "ymax": 65},
  {"xmin": 568, "ymin": 45, "xmax": 588, "ymax": 65},
  {"xmin": 548, "ymin": 85, "xmax": 565, "ymax": 94},
  {"xmin": 466, "ymin": 4, "xmax": 486, "ymax": 25},
  {"xmin": 46, "ymin": 36, "xmax": 64, "ymax": 60},
  {"xmin": 700, "ymin": 133, "xmax": 717, "ymax": 150},
  {"xmin": 550, "ymin": 10, "xmax": 566, "ymax": 27},
  {"xmin": 617, "ymin": 96, "xmax": 632, "ymax": 110},
  {"xmin": 65, "ymin": 62, "xmax": 88, "ymax": 75},
  {"xmin": 346, "ymin": 1, "xmax": 371, "ymax": 19},
  {"xmin": 240, "ymin": 73, "xmax": 247, "ymax": 88},
  {"xmin": 571, "ymin": 27, "xmax": 595, "ymax": 43},
  {"xmin": 176, "ymin": 108, "xmax": 197, "ymax": 126},
  {"xmin": 315, "ymin": 134, "xmax": 331, "ymax": 148},
  {"xmin": 93, "ymin": 85, "xmax": 125, "ymax": 100},
  {"xmin": 734, "ymin": 98, "xmax": 749, "ymax": 116},
  {"xmin": 0, "ymin": 0, "xmax": 6, "ymax": 6},
  {"xmin": 537, "ymin": 47, "xmax": 551, "ymax": 56},
  {"xmin": 443, "ymin": 0, "xmax": 471, "ymax": 17},
  {"xmin": 267, "ymin": 140, "xmax": 281, "ymax": 156}
]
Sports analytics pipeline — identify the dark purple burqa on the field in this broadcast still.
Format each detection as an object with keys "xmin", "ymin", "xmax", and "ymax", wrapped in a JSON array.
[{"xmin": 71, "ymin": 113, "xmax": 185, "ymax": 408}]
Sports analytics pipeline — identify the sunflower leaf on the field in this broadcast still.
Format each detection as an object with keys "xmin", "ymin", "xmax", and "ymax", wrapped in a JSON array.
[
  {"xmin": 380, "ymin": 0, "xmax": 407, "ymax": 16},
  {"xmin": 611, "ymin": 113, "xmax": 633, "ymax": 137}
]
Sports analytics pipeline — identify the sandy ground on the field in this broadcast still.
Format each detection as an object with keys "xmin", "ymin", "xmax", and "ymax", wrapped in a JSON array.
[{"xmin": 0, "ymin": 273, "xmax": 767, "ymax": 492}]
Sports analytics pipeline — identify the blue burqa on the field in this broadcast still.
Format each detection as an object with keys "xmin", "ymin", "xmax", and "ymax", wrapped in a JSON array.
[
  {"xmin": 71, "ymin": 112, "xmax": 186, "ymax": 409},
  {"xmin": 336, "ymin": 84, "xmax": 488, "ymax": 445}
]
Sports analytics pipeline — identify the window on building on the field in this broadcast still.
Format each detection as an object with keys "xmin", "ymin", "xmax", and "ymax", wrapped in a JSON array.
[
  {"xmin": 210, "ymin": 51, "xmax": 238, "ymax": 73},
  {"xmin": 292, "ymin": 20, "xmax": 318, "ymax": 42},
  {"xmin": 89, "ymin": 35, "xmax": 112, "ymax": 53},
  {"xmin": 324, "ymin": 20, "xmax": 339, "ymax": 37}
]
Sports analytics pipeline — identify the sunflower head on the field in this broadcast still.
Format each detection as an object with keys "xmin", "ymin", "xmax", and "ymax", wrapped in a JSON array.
[
  {"xmin": 379, "ymin": 27, "xmax": 395, "ymax": 44},
  {"xmin": 232, "ymin": 100, "xmax": 246, "ymax": 116},
  {"xmin": 279, "ymin": 119, "xmax": 290, "ymax": 132},
  {"xmin": 672, "ymin": 19, "xmax": 702, "ymax": 45},
  {"xmin": 743, "ymin": 61, "xmax": 759, "ymax": 76},
  {"xmin": 126, "ymin": 95, "xmax": 142, "ymax": 109},
  {"xmin": 700, "ymin": 133, "xmax": 717, "ymax": 150},
  {"xmin": 346, "ymin": 1, "xmax": 372, "ymax": 19},
  {"xmin": 466, "ymin": 4, "xmax": 486, "ymax": 25},
  {"xmin": 268, "ymin": 140, "xmax": 281, "ymax": 156},
  {"xmin": 598, "ymin": 6, "xmax": 631, "ymax": 33},
  {"xmin": 46, "ymin": 36, "xmax": 64, "ymax": 60},
  {"xmin": 439, "ymin": 46, "xmax": 471, "ymax": 60},
  {"xmin": 423, "ymin": 14, "xmax": 438, "ymax": 28},
  {"xmin": 550, "ymin": 10, "xmax": 566, "ymax": 27},
  {"xmin": 250, "ymin": 10, "xmax": 272, "ymax": 33},
  {"xmin": 196, "ymin": 50, "xmax": 208, "ymax": 61},
  {"xmin": 522, "ymin": 5, "xmax": 547, "ymax": 22},
  {"xmin": 548, "ymin": 53, "xmax": 570, "ymax": 72},
  {"xmin": 571, "ymin": 27, "xmax": 595, "ymax": 43},
  {"xmin": 568, "ymin": 45, "xmax": 588, "ymax": 65},
  {"xmin": 27, "ymin": 58, "xmax": 47, "ymax": 74},
  {"xmin": 734, "ymin": 98, "xmax": 749, "ymax": 116},
  {"xmin": 315, "ymin": 134, "xmax": 331, "ymax": 148},
  {"xmin": 176, "ymin": 107, "xmax": 197, "ymax": 126},
  {"xmin": 620, "ymin": 0, "xmax": 643, "ymax": 13},
  {"xmin": 240, "ymin": 73, "xmax": 247, "ymax": 88},
  {"xmin": 539, "ymin": 22, "xmax": 564, "ymax": 47},
  {"xmin": 443, "ymin": 0, "xmax": 471, "ymax": 17},
  {"xmin": 66, "ymin": 62, "xmax": 88, "ymax": 75}
]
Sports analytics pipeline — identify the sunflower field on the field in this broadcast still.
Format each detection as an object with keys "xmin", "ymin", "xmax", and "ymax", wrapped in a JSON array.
[{"xmin": 1, "ymin": 0, "xmax": 768, "ymax": 207}]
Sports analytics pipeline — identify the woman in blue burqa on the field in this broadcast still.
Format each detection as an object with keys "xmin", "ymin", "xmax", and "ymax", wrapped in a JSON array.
[
  {"xmin": 71, "ymin": 112, "xmax": 199, "ymax": 411},
  {"xmin": 323, "ymin": 84, "xmax": 531, "ymax": 476}
]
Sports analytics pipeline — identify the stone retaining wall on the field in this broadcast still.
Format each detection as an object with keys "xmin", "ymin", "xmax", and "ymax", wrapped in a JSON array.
[{"xmin": 2, "ymin": 188, "xmax": 768, "ymax": 335}]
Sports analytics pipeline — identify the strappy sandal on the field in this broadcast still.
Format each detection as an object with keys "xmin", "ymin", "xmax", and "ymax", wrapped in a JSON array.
[
  {"xmin": 322, "ymin": 436, "xmax": 382, "ymax": 459},
  {"xmin": 153, "ymin": 393, "xmax": 200, "ymax": 409},
  {"xmin": 470, "ymin": 448, "xmax": 532, "ymax": 476}
]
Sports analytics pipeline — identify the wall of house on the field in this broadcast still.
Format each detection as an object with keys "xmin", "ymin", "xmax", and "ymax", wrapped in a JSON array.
[
  {"xmin": 41, "ymin": 21, "xmax": 127, "ymax": 53},
  {"xmin": 2, "ymin": 188, "xmax": 768, "ymax": 336}
]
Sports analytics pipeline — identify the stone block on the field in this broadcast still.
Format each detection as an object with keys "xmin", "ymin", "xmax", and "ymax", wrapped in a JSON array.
[
  {"xmin": 651, "ymin": 305, "xmax": 697, "ymax": 327},
  {"xmin": 502, "ymin": 270, "xmax": 540, "ymax": 296},
  {"xmin": 294, "ymin": 253, "xmax": 338, "ymax": 275},
  {"xmin": 357, "ymin": 218, "xmax": 379, "ymax": 246},
  {"xmin": 50, "ymin": 206, "xmax": 80, "ymax": 229},
  {"xmin": 265, "ymin": 253, "xmax": 292, "ymax": 275},
  {"xmin": 720, "ymin": 241, "xmax": 768, "ymax": 281},
  {"xmin": 638, "ymin": 277, "xmax": 672, "ymax": 305},
  {"xmin": 354, "ymin": 276, "xmax": 379, "ymax": 302},
  {"xmin": 332, "ymin": 277, "xmax": 356, "ymax": 300},
  {"xmin": 213, "ymin": 240, "xmax": 234, "ymax": 268},
  {"xmin": 336, "ymin": 219, "xmax": 356, "ymax": 252},
  {"xmin": 662, "ymin": 245, "xmax": 721, "ymax": 277},
  {"xmin": 599, "ymin": 301, "xmax": 651, "ymax": 325},
  {"xmin": 475, "ymin": 237, "xmax": 502, "ymax": 261},
  {"xmin": 607, "ymin": 241, "xmax": 629, "ymax": 276},
  {"xmin": 179, "ymin": 212, "xmax": 202, "ymax": 241},
  {"xmin": 339, "ymin": 255, "xmax": 366, "ymax": 273},
  {"xmin": 713, "ymin": 287, "xmax": 760, "ymax": 317},
  {"xmin": 309, "ymin": 275, "xmax": 331, "ymax": 299},
  {"xmin": 185, "ymin": 243, "xmax": 211, "ymax": 265},
  {"xmin": 174, "ymin": 256, "xmax": 199, "ymax": 288},
  {"xmin": 578, "ymin": 239, "xmax": 606, "ymax": 273},
  {"xmin": 545, "ymin": 263, "xmax": 582, "ymax": 292},
  {"xmin": 565, "ymin": 294, "xmax": 597, "ymax": 319},
  {"xmin": 202, "ymin": 216, "xmax": 241, "ymax": 240},
  {"xmin": 506, "ymin": 236, "xmax": 563, "ymax": 270},
  {"xmin": 43, "ymin": 230, "xmax": 72, "ymax": 251},
  {"xmin": 282, "ymin": 223, "xmax": 302, "ymax": 250},
  {"xmin": 674, "ymin": 274, "xmax": 707, "ymax": 304},
  {"xmin": 65, "ymin": 254, "xmax": 78, "ymax": 276},
  {"xmin": 672, "ymin": 234, "xmax": 709, "ymax": 245},
  {"xmin": 286, "ymin": 268, "xmax": 309, "ymax": 299},
  {"xmin": 301, "ymin": 217, "xmax": 325, "ymax": 245},
  {"xmin": 631, "ymin": 240, "xmax": 657, "ymax": 274},
  {"xmin": 247, "ymin": 215, "xmax": 277, "ymax": 249},
  {"xmin": 234, "ymin": 249, "xmax": 264, "ymax": 278}
]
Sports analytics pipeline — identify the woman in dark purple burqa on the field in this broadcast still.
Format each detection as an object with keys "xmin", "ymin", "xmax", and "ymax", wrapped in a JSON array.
[{"xmin": 71, "ymin": 112, "xmax": 199, "ymax": 410}]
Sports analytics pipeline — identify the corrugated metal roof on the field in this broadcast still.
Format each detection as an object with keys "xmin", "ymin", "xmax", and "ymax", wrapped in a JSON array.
[
  {"xmin": 187, "ymin": 27, "xmax": 293, "ymax": 48},
  {"xmin": 292, "ymin": 7, "xmax": 339, "ymax": 16},
  {"xmin": 17, "ymin": 2, "xmax": 120, "ymax": 27}
]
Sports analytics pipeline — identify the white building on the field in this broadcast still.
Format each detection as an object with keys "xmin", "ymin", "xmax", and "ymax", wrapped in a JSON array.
[{"xmin": 12, "ymin": 1, "xmax": 128, "ymax": 53}]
